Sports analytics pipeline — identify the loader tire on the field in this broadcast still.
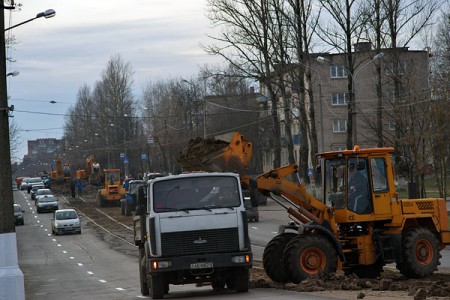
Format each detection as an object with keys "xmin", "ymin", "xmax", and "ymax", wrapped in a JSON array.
[
  {"xmin": 396, "ymin": 227, "xmax": 440, "ymax": 278},
  {"xmin": 263, "ymin": 232, "xmax": 296, "ymax": 283},
  {"xmin": 283, "ymin": 234, "xmax": 337, "ymax": 284}
]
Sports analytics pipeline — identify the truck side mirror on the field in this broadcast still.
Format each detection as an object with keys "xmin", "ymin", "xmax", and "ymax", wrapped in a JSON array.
[{"xmin": 135, "ymin": 185, "xmax": 147, "ymax": 215}]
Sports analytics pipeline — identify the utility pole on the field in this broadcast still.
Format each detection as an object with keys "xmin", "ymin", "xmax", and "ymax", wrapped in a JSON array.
[{"xmin": 0, "ymin": 4, "xmax": 25, "ymax": 299}]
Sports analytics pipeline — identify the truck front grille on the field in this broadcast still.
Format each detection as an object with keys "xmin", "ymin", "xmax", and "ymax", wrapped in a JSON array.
[{"xmin": 161, "ymin": 228, "xmax": 239, "ymax": 256}]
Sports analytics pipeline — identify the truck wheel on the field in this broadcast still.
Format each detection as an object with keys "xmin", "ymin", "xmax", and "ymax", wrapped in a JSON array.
[
  {"xmin": 139, "ymin": 250, "xmax": 149, "ymax": 296},
  {"xmin": 150, "ymin": 275, "xmax": 165, "ymax": 299},
  {"xmin": 211, "ymin": 279, "xmax": 225, "ymax": 291},
  {"xmin": 396, "ymin": 227, "xmax": 440, "ymax": 278},
  {"xmin": 283, "ymin": 234, "xmax": 337, "ymax": 284},
  {"xmin": 227, "ymin": 269, "xmax": 249, "ymax": 293},
  {"xmin": 263, "ymin": 232, "xmax": 296, "ymax": 283}
]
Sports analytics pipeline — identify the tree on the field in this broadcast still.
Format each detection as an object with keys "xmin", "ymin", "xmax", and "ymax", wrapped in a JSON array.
[
  {"xmin": 63, "ymin": 54, "xmax": 138, "ymax": 174},
  {"xmin": 204, "ymin": 0, "xmax": 283, "ymax": 168}
]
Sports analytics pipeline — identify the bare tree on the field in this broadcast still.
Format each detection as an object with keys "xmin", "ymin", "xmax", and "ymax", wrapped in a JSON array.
[
  {"xmin": 317, "ymin": 0, "xmax": 370, "ymax": 149},
  {"xmin": 204, "ymin": 0, "xmax": 283, "ymax": 168},
  {"xmin": 64, "ymin": 55, "xmax": 138, "ymax": 174}
]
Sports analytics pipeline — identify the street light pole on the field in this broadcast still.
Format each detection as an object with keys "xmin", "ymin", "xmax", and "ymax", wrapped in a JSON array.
[
  {"xmin": 0, "ymin": 8, "xmax": 55, "ymax": 299},
  {"xmin": 110, "ymin": 123, "xmax": 127, "ymax": 177},
  {"xmin": 4, "ymin": 9, "xmax": 56, "ymax": 31},
  {"xmin": 317, "ymin": 52, "xmax": 384, "ymax": 148}
]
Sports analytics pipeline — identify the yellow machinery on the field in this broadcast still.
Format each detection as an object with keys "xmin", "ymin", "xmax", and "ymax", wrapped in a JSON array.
[
  {"xmin": 96, "ymin": 169, "xmax": 125, "ymax": 207},
  {"xmin": 77, "ymin": 155, "xmax": 101, "ymax": 185},
  {"xmin": 51, "ymin": 156, "xmax": 71, "ymax": 184},
  {"xmin": 178, "ymin": 132, "xmax": 450, "ymax": 282}
]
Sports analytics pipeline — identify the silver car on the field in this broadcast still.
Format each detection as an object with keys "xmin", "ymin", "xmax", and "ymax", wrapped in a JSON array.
[
  {"xmin": 36, "ymin": 195, "xmax": 59, "ymax": 213},
  {"xmin": 51, "ymin": 209, "xmax": 81, "ymax": 235}
]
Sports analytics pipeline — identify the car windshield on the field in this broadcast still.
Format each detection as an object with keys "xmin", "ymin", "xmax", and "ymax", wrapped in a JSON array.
[
  {"xmin": 56, "ymin": 211, "xmax": 78, "ymax": 220},
  {"xmin": 37, "ymin": 189, "xmax": 52, "ymax": 195},
  {"xmin": 28, "ymin": 178, "xmax": 42, "ymax": 184},
  {"xmin": 153, "ymin": 176, "xmax": 241, "ymax": 213},
  {"xmin": 38, "ymin": 197, "xmax": 57, "ymax": 203},
  {"xmin": 14, "ymin": 205, "xmax": 21, "ymax": 213},
  {"xmin": 32, "ymin": 185, "xmax": 45, "ymax": 191}
]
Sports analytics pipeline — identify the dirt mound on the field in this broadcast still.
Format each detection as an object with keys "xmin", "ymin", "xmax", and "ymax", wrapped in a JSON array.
[
  {"xmin": 250, "ymin": 262, "xmax": 450, "ymax": 299},
  {"xmin": 177, "ymin": 137, "xmax": 228, "ymax": 163}
]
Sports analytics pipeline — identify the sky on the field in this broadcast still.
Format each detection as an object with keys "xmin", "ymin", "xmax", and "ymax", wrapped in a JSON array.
[{"xmin": 5, "ymin": 0, "xmax": 221, "ymax": 162}]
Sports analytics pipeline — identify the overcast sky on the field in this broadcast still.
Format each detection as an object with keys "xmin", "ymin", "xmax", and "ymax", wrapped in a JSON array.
[{"xmin": 6, "ymin": 0, "xmax": 220, "ymax": 162}]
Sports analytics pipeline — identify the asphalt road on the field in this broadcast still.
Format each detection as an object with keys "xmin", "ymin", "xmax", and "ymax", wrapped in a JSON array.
[{"xmin": 14, "ymin": 190, "xmax": 342, "ymax": 300}]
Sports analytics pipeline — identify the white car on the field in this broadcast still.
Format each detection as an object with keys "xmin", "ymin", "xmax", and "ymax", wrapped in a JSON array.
[
  {"xmin": 34, "ymin": 188, "xmax": 53, "ymax": 204},
  {"xmin": 51, "ymin": 209, "xmax": 81, "ymax": 235}
]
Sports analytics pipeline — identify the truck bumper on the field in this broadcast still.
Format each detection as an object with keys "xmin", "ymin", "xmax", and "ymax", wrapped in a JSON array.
[{"xmin": 148, "ymin": 251, "xmax": 252, "ymax": 275}]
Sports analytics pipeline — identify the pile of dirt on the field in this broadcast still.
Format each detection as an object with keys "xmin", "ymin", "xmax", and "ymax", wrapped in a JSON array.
[
  {"xmin": 250, "ymin": 262, "xmax": 450, "ymax": 299},
  {"xmin": 177, "ymin": 137, "xmax": 229, "ymax": 163}
]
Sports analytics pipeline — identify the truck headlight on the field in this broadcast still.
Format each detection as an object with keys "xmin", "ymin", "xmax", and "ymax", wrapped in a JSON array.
[
  {"xmin": 152, "ymin": 260, "xmax": 171, "ymax": 269},
  {"xmin": 232, "ymin": 255, "xmax": 250, "ymax": 263}
]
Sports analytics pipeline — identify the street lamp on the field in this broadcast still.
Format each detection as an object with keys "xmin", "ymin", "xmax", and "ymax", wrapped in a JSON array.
[
  {"xmin": 317, "ymin": 52, "xmax": 384, "ymax": 148},
  {"xmin": 5, "ymin": 9, "xmax": 56, "ymax": 31},
  {"xmin": 0, "ymin": 8, "xmax": 55, "ymax": 300},
  {"xmin": 181, "ymin": 79, "xmax": 206, "ymax": 138},
  {"xmin": 7, "ymin": 71, "xmax": 19, "ymax": 77},
  {"xmin": 110, "ymin": 123, "xmax": 128, "ymax": 177}
]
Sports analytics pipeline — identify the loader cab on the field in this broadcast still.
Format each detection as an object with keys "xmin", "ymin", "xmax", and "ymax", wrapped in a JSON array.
[{"xmin": 318, "ymin": 147, "xmax": 395, "ymax": 222}]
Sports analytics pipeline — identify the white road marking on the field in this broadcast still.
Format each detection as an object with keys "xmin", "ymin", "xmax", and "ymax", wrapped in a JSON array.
[
  {"xmin": 99, "ymin": 279, "xmax": 107, "ymax": 283},
  {"xmin": 52, "ymin": 239, "xmax": 57, "ymax": 242},
  {"xmin": 62, "ymin": 251, "xmax": 67, "ymax": 254},
  {"xmin": 77, "ymin": 263, "xmax": 83, "ymax": 266},
  {"xmin": 37, "ymin": 220, "xmax": 40, "ymax": 223},
  {"xmin": 34, "ymin": 216, "xmax": 37, "ymax": 218},
  {"xmin": 271, "ymin": 231, "xmax": 278, "ymax": 234},
  {"xmin": 40, "ymin": 225, "xmax": 43, "ymax": 227},
  {"xmin": 115, "ymin": 288, "xmax": 125, "ymax": 291},
  {"xmin": 47, "ymin": 234, "xmax": 51, "ymax": 236},
  {"xmin": 251, "ymin": 226, "xmax": 258, "ymax": 229},
  {"xmin": 44, "ymin": 229, "xmax": 47, "ymax": 231},
  {"xmin": 87, "ymin": 271, "xmax": 94, "ymax": 275},
  {"xmin": 57, "ymin": 244, "xmax": 61, "ymax": 247},
  {"xmin": 69, "ymin": 257, "xmax": 75, "ymax": 260}
]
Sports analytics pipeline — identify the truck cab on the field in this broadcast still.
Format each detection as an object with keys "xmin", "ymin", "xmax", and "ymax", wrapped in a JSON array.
[{"xmin": 134, "ymin": 172, "xmax": 252, "ymax": 298}]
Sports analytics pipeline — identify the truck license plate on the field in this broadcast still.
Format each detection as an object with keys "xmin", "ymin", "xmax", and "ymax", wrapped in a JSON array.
[{"xmin": 190, "ymin": 262, "xmax": 213, "ymax": 269}]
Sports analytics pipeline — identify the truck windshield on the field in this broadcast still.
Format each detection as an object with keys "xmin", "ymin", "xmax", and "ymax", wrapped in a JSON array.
[{"xmin": 152, "ymin": 176, "xmax": 241, "ymax": 212}]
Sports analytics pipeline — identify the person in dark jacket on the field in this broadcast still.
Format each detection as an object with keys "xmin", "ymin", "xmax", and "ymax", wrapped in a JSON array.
[{"xmin": 70, "ymin": 180, "xmax": 76, "ymax": 198}]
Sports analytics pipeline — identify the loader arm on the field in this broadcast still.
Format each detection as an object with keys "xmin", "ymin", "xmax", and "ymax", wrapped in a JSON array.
[{"xmin": 243, "ymin": 164, "xmax": 337, "ymax": 234}]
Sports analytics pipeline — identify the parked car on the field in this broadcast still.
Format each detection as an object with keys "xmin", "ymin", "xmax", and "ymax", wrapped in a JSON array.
[
  {"xmin": 36, "ymin": 195, "xmax": 59, "ymax": 213},
  {"xmin": 31, "ymin": 185, "xmax": 46, "ymax": 200},
  {"xmin": 51, "ymin": 209, "xmax": 81, "ymax": 235},
  {"xmin": 14, "ymin": 203, "xmax": 24, "ymax": 226}
]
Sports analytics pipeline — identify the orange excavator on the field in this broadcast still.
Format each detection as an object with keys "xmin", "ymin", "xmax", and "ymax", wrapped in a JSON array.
[
  {"xmin": 51, "ymin": 156, "xmax": 71, "ymax": 184},
  {"xmin": 178, "ymin": 132, "xmax": 450, "ymax": 282},
  {"xmin": 76, "ymin": 155, "xmax": 101, "ymax": 185}
]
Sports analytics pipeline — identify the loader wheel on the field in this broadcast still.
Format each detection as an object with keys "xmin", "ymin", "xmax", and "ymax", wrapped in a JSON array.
[
  {"xmin": 139, "ymin": 249, "xmax": 149, "ymax": 296},
  {"xmin": 283, "ymin": 234, "xmax": 337, "ymax": 284},
  {"xmin": 97, "ymin": 195, "xmax": 106, "ymax": 207},
  {"xmin": 396, "ymin": 227, "xmax": 440, "ymax": 278},
  {"xmin": 263, "ymin": 232, "xmax": 296, "ymax": 283}
]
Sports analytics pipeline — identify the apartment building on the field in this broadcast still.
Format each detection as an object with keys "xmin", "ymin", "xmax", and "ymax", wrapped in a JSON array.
[{"xmin": 259, "ymin": 45, "xmax": 430, "ymax": 171}]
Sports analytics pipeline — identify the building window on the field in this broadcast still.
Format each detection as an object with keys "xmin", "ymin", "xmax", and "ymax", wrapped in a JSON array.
[
  {"xmin": 386, "ymin": 62, "xmax": 406, "ymax": 76},
  {"xmin": 388, "ymin": 86, "xmax": 406, "ymax": 102},
  {"xmin": 330, "ymin": 65, "xmax": 348, "ymax": 78},
  {"xmin": 331, "ymin": 92, "xmax": 349, "ymax": 105},
  {"xmin": 389, "ymin": 122, "xmax": 396, "ymax": 131},
  {"xmin": 333, "ymin": 119, "xmax": 347, "ymax": 133}
]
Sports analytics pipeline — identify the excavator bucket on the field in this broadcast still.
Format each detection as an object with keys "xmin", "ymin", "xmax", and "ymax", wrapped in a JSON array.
[{"xmin": 177, "ymin": 132, "xmax": 252, "ymax": 175}]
